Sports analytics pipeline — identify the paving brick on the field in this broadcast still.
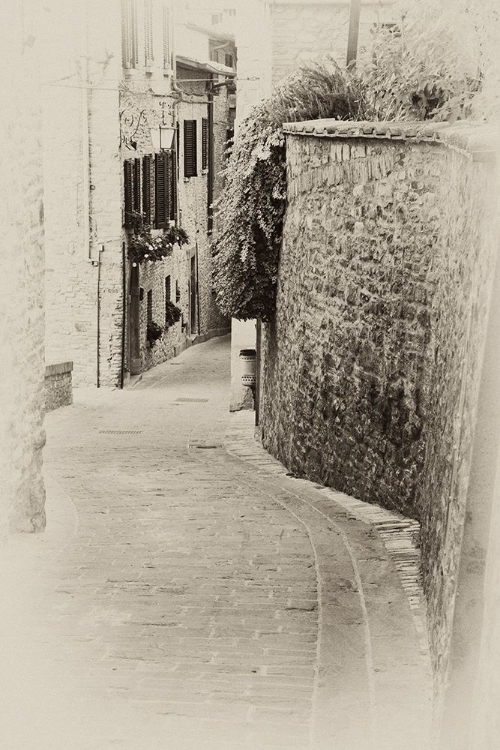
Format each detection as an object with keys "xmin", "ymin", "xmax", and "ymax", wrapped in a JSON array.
[{"xmin": 0, "ymin": 336, "xmax": 435, "ymax": 749}]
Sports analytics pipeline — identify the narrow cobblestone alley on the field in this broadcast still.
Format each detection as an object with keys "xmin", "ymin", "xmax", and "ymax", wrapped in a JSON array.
[{"xmin": 1, "ymin": 336, "xmax": 432, "ymax": 750}]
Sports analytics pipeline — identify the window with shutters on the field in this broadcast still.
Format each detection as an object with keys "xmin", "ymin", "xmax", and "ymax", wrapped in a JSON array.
[
  {"xmin": 175, "ymin": 279, "xmax": 180, "ymax": 303},
  {"xmin": 144, "ymin": 0, "xmax": 154, "ymax": 64},
  {"xmin": 122, "ymin": 0, "xmax": 138, "ymax": 69},
  {"xmin": 142, "ymin": 155, "xmax": 152, "ymax": 224},
  {"xmin": 147, "ymin": 289, "xmax": 153, "ymax": 326},
  {"xmin": 225, "ymin": 53, "xmax": 234, "ymax": 68},
  {"xmin": 184, "ymin": 120, "xmax": 198, "ymax": 178},
  {"xmin": 155, "ymin": 152, "xmax": 176, "ymax": 228},
  {"xmin": 163, "ymin": 2, "xmax": 171, "ymax": 70},
  {"xmin": 124, "ymin": 160, "xmax": 134, "ymax": 228},
  {"xmin": 202, "ymin": 118, "xmax": 208, "ymax": 171}
]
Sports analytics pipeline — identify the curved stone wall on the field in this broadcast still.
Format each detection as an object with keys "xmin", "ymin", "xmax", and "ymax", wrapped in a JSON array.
[{"xmin": 260, "ymin": 122, "xmax": 498, "ymax": 678}]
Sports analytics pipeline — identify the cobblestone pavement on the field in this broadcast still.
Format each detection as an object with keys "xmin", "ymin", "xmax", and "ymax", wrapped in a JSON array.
[{"xmin": 0, "ymin": 335, "xmax": 432, "ymax": 750}]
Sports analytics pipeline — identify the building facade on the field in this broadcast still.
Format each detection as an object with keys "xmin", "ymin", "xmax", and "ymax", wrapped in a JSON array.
[
  {"xmin": 175, "ymin": 20, "xmax": 236, "ymax": 343},
  {"xmin": 42, "ymin": 0, "xmax": 233, "ymax": 391}
]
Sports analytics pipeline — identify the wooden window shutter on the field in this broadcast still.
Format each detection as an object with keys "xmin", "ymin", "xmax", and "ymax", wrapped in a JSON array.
[
  {"xmin": 147, "ymin": 289, "xmax": 153, "ymax": 326},
  {"xmin": 121, "ymin": 0, "xmax": 138, "ymax": 69},
  {"xmin": 184, "ymin": 120, "xmax": 198, "ymax": 178},
  {"xmin": 142, "ymin": 155, "xmax": 152, "ymax": 224},
  {"xmin": 202, "ymin": 118, "xmax": 208, "ymax": 171},
  {"xmin": 133, "ymin": 158, "xmax": 141, "ymax": 214},
  {"xmin": 144, "ymin": 0, "xmax": 154, "ymax": 64},
  {"xmin": 169, "ymin": 150, "xmax": 177, "ymax": 223},
  {"xmin": 165, "ymin": 276, "xmax": 172, "ymax": 323},
  {"xmin": 124, "ymin": 160, "xmax": 133, "ymax": 228},
  {"xmin": 163, "ymin": 2, "xmax": 171, "ymax": 70},
  {"xmin": 154, "ymin": 153, "xmax": 169, "ymax": 229}
]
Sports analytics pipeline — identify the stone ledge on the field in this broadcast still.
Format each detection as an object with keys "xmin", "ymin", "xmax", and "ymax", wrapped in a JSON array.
[
  {"xmin": 45, "ymin": 361, "xmax": 73, "ymax": 377},
  {"xmin": 283, "ymin": 119, "xmax": 498, "ymax": 162}
]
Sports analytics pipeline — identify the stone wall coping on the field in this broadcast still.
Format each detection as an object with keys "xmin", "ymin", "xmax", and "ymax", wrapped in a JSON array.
[
  {"xmin": 45, "ymin": 361, "xmax": 74, "ymax": 377},
  {"xmin": 283, "ymin": 119, "xmax": 498, "ymax": 162}
]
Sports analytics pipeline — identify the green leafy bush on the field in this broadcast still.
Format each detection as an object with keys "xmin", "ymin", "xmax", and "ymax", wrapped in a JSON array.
[
  {"xmin": 164, "ymin": 301, "xmax": 182, "ymax": 328},
  {"xmin": 213, "ymin": 6, "xmax": 499, "ymax": 322},
  {"xmin": 146, "ymin": 321, "xmax": 164, "ymax": 346},
  {"xmin": 128, "ymin": 213, "xmax": 189, "ymax": 265},
  {"xmin": 212, "ymin": 61, "xmax": 371, "ymax": 321}
]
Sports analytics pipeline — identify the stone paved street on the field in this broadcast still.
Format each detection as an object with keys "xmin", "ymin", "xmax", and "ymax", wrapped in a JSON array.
[{"xmin": 0, "ymin": 335, "xmax": 432, "ymax": 750}]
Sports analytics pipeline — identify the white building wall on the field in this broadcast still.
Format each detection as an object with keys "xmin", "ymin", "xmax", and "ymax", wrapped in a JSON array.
[{"xmin": 41, "ymin": 0, "xmax": 123, "ymax": 388}]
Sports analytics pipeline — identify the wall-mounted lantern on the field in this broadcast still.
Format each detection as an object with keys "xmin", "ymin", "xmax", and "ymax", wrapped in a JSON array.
[{"xmin": 150, "ymin": 125, "xmax": 176, "ymax": 151}]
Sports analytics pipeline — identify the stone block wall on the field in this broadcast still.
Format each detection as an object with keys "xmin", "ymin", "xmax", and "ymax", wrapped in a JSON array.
[
  {"xmin": 0, "ymin": 0, "xmax": 46, "ymax": 538},
  {"xmin": 45, "ymin": 363, "xmax": 74, "ymax": 412},
  {"xmin": 138, "ymin": 249, "xmax": 189, "ymax": 370},
  {"xmin": 260, "ymin": 120, "xmax": 498, "ymax": 682}
]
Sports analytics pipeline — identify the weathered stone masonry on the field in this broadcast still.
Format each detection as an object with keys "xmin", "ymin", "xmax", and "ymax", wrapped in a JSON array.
[
  {"xmin": 259, "ymin": 121, "xmax": 498, "ymax": 684},
  {"xmin": 45, "ymin": 362, "xmax": 74, "ymax": 413}
]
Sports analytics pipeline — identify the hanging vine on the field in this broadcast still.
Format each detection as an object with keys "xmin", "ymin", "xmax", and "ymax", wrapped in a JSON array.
[{"xmin": 212, "ymin": 61, "xmax": 371, "ymax": 322}]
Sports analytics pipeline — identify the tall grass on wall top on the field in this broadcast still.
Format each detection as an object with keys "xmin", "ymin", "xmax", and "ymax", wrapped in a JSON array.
[
  {"xmin": 362, "ymin": 0, "xmax": 500, "ymax": 122},
  {"xmin": 212, "ymin": 9, "xmax": 498, "ymax": 323},
  {"xmin": 212, "ymin": 61, "xmax": 370, "ymax": 321}
]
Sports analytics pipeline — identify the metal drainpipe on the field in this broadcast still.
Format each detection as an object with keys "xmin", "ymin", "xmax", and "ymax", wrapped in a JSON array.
[
  {"xmin": 120, "ymin": 242, "xmax": 126, "ymax": 388},
  {"xmin": 80, "ymin": 0, "xmax": 91, "ymax": 260},
  {"xmin": 96, "ymin": 244, "xmax": 103, "ymax": 387},
  {"xmin": 195, "ymin": 242, "xmax": 201, "ymax": 336},
  {"xmin": 207, "ymin": 75, "xmax": 214, "ymax": 234}
]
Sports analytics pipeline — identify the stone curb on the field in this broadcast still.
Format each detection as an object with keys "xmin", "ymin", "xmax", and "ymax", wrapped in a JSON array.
[{"xmin": 224, "ymin": 411, "xmax": 430, "ymax": 657}]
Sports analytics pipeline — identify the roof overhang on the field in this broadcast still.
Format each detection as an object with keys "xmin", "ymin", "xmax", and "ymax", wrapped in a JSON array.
[{"xmin": 176, "ymin": 55, "xmax": 235, "ymax": 76}]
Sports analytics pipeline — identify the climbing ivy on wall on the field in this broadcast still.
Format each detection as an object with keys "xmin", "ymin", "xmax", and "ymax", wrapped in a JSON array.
[
  {"xmin": 213, "ymin": 2, "xmax": 498, "ymax": 322},
  {"xmin": 211, "ymin": 61, "xmax": 371, "ymax": 321}
]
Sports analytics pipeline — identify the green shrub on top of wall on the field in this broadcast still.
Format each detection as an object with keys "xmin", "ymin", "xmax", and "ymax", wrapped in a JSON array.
[{"xmin": 212, "ymin": 61, "xmax": 370, "ymax": 322}]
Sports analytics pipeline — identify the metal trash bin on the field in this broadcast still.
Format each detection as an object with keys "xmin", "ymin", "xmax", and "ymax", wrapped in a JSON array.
[{"xmin": 239, "ymin": 349, "xmax": 256, "ymax": 388}]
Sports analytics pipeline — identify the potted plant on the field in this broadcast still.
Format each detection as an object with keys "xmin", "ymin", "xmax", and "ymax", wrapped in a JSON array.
[
  {"xmin": 146, "ymin": 321, "xmax": 164, "ymax": 347},
  {"xmin": 165, "ymin": 301, "xmax": 182, "ymax": 329},
  {"xmin": 128, "ymin": 212, "xmax": 189, "ymax": 266}
]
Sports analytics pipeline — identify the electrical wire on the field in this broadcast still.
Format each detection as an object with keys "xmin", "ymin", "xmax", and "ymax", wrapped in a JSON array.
[{"xmin": 41, "ymin": 76, "xmax": 257, "ymax": 92}]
